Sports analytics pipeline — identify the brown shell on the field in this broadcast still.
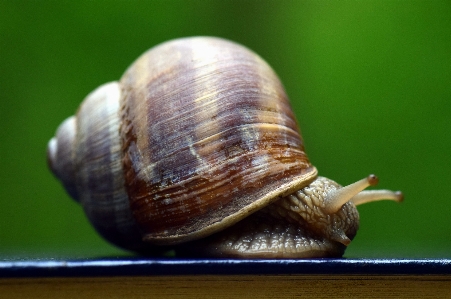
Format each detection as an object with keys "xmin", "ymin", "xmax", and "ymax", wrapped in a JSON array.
[{"xmin": 118, "ymin": 37, "xmax": 317, "ymax": 244}]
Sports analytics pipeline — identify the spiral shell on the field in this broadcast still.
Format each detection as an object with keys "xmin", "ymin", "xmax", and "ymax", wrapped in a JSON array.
[{"xmin": 48, "ymin": 37, "xmax": 317, "ymax": 249}]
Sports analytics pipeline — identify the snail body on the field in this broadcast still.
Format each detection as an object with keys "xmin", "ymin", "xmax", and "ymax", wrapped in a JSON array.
[{"xmin": 47, "ymin": 37, "xmax": 402, "ymax": 258}]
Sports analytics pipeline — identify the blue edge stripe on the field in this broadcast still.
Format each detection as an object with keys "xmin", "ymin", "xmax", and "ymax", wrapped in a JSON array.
[{"xmin": 1, "ymin": 259, "xmax": 451, "ymax": 277}]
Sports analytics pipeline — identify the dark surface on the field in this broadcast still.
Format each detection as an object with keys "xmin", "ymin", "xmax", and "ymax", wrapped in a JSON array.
[{"xmin": 1, "ymin": 258, "xmax": 451, "ymax": 278}]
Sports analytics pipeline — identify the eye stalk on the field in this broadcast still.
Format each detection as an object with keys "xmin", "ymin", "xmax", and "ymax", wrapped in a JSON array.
[{"xmin": 323, "ymin": 174, "xmax": 403, "ymax": 215}]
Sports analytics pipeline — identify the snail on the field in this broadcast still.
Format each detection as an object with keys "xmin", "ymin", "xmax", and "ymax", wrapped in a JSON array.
[{"xmin": 47, "ymin": 36, "xmax": 403, "ymax": 258}]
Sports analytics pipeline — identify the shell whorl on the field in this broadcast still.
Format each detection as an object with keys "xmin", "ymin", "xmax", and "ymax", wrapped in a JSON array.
[
  {"xmin": 47, "ymin": 116, "xmax": 78, "ymax": 200},
  {"xmin": 118, "ymin": 37, "xmax": 316, "ymax": 244},
  {"xmin": 48, "ymin": 82, "xmax": 153, "ymax": 251}
]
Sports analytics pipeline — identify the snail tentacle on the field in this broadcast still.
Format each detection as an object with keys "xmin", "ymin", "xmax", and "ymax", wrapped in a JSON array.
[
  {"xmin": 323, "ymin": 174, "xmax": 380, "ymax": 214},
  {"xmin": 351, "ymin": 190, "xmax": 404, "ymax": 206}
]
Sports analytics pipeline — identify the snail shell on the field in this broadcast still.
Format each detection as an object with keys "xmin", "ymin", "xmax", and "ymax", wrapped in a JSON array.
[{"xmin": 47, "ymin": 37, "xmax": 402, "ymax": 257}]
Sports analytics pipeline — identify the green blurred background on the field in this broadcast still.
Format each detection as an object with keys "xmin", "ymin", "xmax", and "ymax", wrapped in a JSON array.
[{"xmin": 1, "ymin": 0, "xmax": 450, "ymax": 259}]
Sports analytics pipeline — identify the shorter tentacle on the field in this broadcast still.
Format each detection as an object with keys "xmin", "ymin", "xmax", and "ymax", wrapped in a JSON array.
[{"xmin": 323, "ymin": 174, "xmax": 379, "ymax": 214}]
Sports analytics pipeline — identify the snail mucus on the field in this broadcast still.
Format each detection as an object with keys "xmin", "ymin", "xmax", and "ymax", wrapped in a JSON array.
[{"xmin": 47, "ymin": 37, "xmax": 403, "ymax": 258}]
